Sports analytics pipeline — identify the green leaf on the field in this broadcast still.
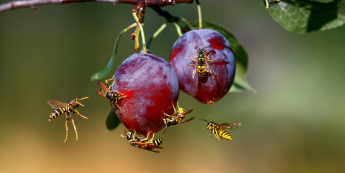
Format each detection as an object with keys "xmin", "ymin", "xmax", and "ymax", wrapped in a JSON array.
[
  {"xmin": 267, "ymin": 0, "xmax": 345, "ymax": 33},
  {"xmin": 105, "ymin": 108, "xmax": 121, "ymax": 131},
  {"xmin": 189, "ymin": 21, "xmax": 255, "ymax": 93},
  {"xmin": 90, "ymin": 23, "xmax": 137, "ymax": 81}
]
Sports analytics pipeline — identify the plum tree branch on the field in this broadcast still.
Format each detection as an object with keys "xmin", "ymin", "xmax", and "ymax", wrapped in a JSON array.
[{"xmin": 0, "ymin": 0, "xmax": 193, "ymax": 13}]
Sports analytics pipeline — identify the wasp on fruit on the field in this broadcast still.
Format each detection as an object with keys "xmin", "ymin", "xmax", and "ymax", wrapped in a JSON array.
[
  {"xmin": 47, "ymin": 97, "xmax": 89, "ymax": 143},
  {"xmin": 121, "ymin": 129, "xmax": 163, "ymax": 153},
  {"xmin": 162, "ymin": 102, "xmax": 195, "ymax": 134},
  {"xmin": 202, "ymin": 118, "xmax": 241, "ymax": 141},
  {"xmin": 96, "ymin": 75, "xmax": 127, "ymax": 110},
  {"xmin": 188, "ymin": 46, "xmax": 217, "ymax": 80}
]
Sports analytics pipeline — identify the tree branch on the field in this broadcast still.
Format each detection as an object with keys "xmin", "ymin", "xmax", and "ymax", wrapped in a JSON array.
[{"xmin": 0, "ymin": 0, "xmax": 194, "ymax": 13}]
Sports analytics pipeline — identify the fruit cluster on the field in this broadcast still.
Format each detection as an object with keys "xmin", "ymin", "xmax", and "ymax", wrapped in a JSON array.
[
  {"xmin": 102, "ymin": 29, "xmax": 238, "ymax": 152},
  {"xmin": 46, "ymin": 1, "xmax": 242, "ymax": 153}
]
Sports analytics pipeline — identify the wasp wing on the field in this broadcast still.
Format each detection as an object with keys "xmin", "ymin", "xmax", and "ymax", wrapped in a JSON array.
[
  {"xmin": 177, "ymin": 116, "xmax": 196, "ymax": 124},
  {"xmin": 205, "ymin": 61, "xmax": 217, "ymax": 77},
  {"xmin": 47, "ymin": 100, "xmax": 68, "ymax": 109},
  {"xmin": 96, "ymin": 89, "xmax": 107, "ymax": 99},
  {"xmin": 97, "ymin": 81, "xmax": 110, "ymax": 91},
  {"xmin": 190, "ymin": 62, "xmax": 198, "ymax": 79},
  {"xmin": 219, "ymin": 122, "xmax": 241, "ymax": 130},
  {"xmin": 180, "ymin": 109, "xmax": 194, "ymax": 116}
]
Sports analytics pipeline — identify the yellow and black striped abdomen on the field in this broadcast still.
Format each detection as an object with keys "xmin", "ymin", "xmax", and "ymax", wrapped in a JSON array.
[
  {"xmin": 49, "ymin": 107, "xmax": 68, "ymax": 121},
  {"xmin": 150, "ymin": 138, "xmax": 163, "ymax": 146},
  {"xmin": 218, "ymin": 129, "xmax": 232, "ymax": 141},
  {"xmin": 197, "ymin": 66, "xmax": 206, "ymax": 77}
]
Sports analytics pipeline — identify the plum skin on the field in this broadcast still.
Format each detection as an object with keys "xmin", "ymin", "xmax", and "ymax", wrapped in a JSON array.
[
  {"xmin": 170, "ymin": 29, "xmax": 235, "ymax": 105},
  {"xmin": 112, "ymin": 53, "xmax": 179, "ymax": 137}
]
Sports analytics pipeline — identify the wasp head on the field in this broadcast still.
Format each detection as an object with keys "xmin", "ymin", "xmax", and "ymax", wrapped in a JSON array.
[
  {"xmin": 75, "ymin": 97, "xmax": 89, "ymax": 107},
  {"xmin": 126, "ymin": 131, "xmax": 132, "ymax": 140}
]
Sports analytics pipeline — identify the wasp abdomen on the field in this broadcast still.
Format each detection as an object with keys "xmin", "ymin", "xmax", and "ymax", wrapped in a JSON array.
[
  {"xmin": 150, "ymin": 138, "xmax": 163, "ymax": 146},
  {"xmin": 218, "ymin": 129, "xmax": 232, "ymax": 141},
  {"xmin": 49, "ymin": 108, "xmax": 67, "ymax": 121}
]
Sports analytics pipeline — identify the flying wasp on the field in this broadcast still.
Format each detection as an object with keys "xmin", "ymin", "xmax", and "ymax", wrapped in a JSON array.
[
  {"xmin": 202, "ymin": 118, "xmax": 241, "ymax": 142},
  {"xmin": 162, "ymin": 102, "xmax": 195, "ymax": 134},
  {"xmin": 96, "ymin": 75, "xmax": 127, "ymax": 110},
  {"xmin": 121, "ymin": 129, "xmax": 163, "ymax": 153},
  {"xmin": 188, "ymin": 46, "xmax": 217, "ymax": 80},
  {"xmin": 47, "ymin": 97, "xmax": 89, "ymax": 143}
]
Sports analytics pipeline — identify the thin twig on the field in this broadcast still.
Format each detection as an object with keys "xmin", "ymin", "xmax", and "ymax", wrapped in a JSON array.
[
  {"xmin": 173, "ymin": 22, "xmax": 182, "ymax": 37},
  {"xmin": 0, "ymin": 0, "xmax": 194, "ymax": 13},
  {"xmin": 195, "ymin": 0, "xmax": 202, "ymax": 29},
  {"xmin": 132, "ymin": 8, "xmax": 147, "ymax": 53},
  {"xmin": 147, "ymin": 22, "xmax": 168, "ymax": 49}
]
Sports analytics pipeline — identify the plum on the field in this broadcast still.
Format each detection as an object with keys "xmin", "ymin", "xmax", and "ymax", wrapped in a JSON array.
[
  {"xmin": 170, "ymin": 29, "xmax": 235, "ymax": 105},
  {"xmin": 112, "ymin": 53, "xmax": 179, "ymax": 136}
]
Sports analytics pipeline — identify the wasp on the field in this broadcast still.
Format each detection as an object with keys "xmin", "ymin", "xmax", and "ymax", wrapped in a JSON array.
[
  {"xmin": 188, "ymin": 46, "xmax": 217, "ymax": 80},
  {"xmin": 121, "ymin": 129, "xmax": 163, "ymax": 153},
  {"xmin": 47, "ymin": 97, "xmax": 89, "ymax": 143},
  {"xmin": 96, "ymin": 75, "xmax": 127, "ymax": 110},
  {"xmin": 162, "ymin": 102, "xmax": 195, "ymax": 134},
  {"xmin": 202, "ymin": 118, "xmax": 241, "ymax": 141},
  {"xmin": 265, "ymin": 0, "xmax": 281, "ymax": 9}
]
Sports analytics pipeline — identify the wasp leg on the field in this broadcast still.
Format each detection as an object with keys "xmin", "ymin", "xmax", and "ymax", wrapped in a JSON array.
[
  {"xmin": 207, "ymin": 59, "xmax": 217, "ymax": 62},
  {"xmin": 112, "ymin": 101, "xmax": 122, "ymax": 110},
  {"xmin": 194, "ymin": 53, "xmax": 198, "ymax": 59},
  {"xmin": 209, "ymin": 74, "xmax": 216, "ymax": 80},
  {"xmin": 114, "ymin": 91, "xmax": 127, "ymax": 97},
  {"xmin": 142, "ymin": 131, "xmax": 152, "ymax": 141},
  {"xmin": 132, "ymin": 130, "xmax": 138, "ymax": 141},
  {"xmin": 214, "ymin": 129, "xmax": 221, "ymax": 142},
  {"xmin": 188, "ymin": 64, "xmax": 196, "ymax": 66},
  {"xmin": 110, "ymin": 101, "xmax": 117, "ymax": 110},
  {"xmin": 74, "ymin": 110, "xmax": 88, "ymax": 119},
  {"xmin": 148, "ymin": 133, "xmax": 155, "ymax": 143},
  {"xmin": 163, "ymin": 112, "xmax": 172, "ymax": 117},
  {"xmin": 70, "ymin": 116, "xmax": 78, "ymax": 141},
  {"xmin": 64, "ymin": 114, "xmax": 70, "ymax": 143},
  {"xmin": 105, "ymin": 75, "xmax": 115, "ymax": 89},
  {"xmin": 188, "ymin": 55, "xmax": 197, "ymax": 61},
  {"xmin": 115, "ymin": 102, "xmax": 122, "ymax": 110}
]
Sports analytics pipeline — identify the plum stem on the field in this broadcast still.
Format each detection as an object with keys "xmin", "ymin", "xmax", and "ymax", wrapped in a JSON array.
[
  {"xmin": 132, "ymin": 8, "xmax": 147, "ymax": 53},
  {"xmin": 173, "ymin": 22, "xmax": 183, "ymax": 37},
  {"xmin": 147, "ymin": 22, "xmax": 168, "ymax": 49},
  {"xmin": 195, "ymin": 0, "xmax": 202, "ymax": 29}
]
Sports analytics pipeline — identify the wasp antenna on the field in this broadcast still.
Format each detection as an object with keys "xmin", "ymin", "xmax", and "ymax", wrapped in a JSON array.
[
  {"xmin": 200, "ymin": 119, "xmax": 209, "ymax": 122},
  {"xmin": 163, "ymin": 127, "xmax": 168, "ymax": 134}
]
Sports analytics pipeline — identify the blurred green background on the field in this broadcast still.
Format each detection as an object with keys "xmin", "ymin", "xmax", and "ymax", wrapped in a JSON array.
[{"xmin": 1, "ymin": 0, "xmax": 345, "ymax": 173}]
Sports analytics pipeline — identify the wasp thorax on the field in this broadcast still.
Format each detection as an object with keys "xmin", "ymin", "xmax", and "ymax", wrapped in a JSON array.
[{"xmin": 106, "ymin": 92, "xmax": 112, "ymax": 99}]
